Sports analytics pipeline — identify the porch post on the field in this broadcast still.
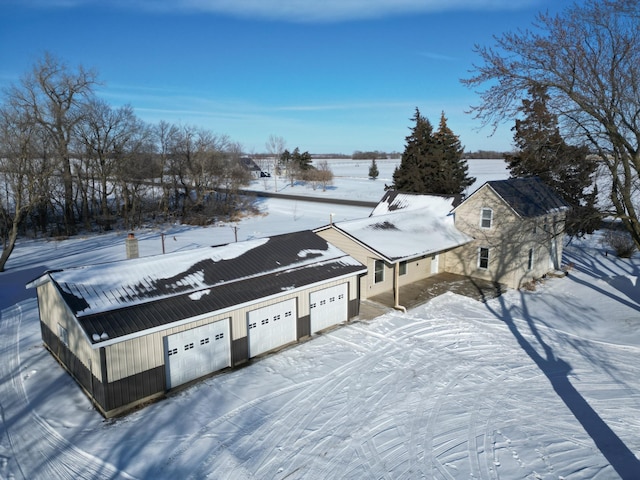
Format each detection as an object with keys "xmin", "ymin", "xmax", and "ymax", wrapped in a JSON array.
[{"xmin": 393, "ymin": 263, "xmax": 406, "ymax": 313}]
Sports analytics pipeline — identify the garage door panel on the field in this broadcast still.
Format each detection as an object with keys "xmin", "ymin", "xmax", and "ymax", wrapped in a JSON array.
[
  {"xmin": 310, "ymin": 283, "xmax": 348, "ymax": 334},
  {"xmin": 248, "ymin": 299, "xmax": 296, "ymax": 358},
  {"xmin": 165, "ymin": 319, "xmax": 230, "ymax": 389}
]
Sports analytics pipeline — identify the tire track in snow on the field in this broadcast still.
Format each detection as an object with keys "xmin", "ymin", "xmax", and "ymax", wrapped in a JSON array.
[
  {"xmin": 156, "ymin": 329, "xmax": 389, "ymax": 479},
  {"xmin": 0, "ymin": 304, "xmax": 133, "ymax": 480},
  {"xmin": 241, "ymin": 313, "xmax": 463, "ymax": 478}
]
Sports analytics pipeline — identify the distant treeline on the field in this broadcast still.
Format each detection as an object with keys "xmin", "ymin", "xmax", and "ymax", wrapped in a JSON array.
[
  {"xmin": 351, "ymin": 151, "xmax": 401, "ymax": 160},
  {"xmin": 462, "ymin": 150, "xmax": 510, "ymax": 159}
]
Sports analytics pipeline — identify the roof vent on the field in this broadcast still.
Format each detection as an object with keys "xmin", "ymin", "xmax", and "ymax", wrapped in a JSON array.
[
  {"xmin": 92, "ymin": 334, "xmax": 100, "ymax": 342},
  {"xmin": 100, "ymin": 332, "xmax": 109, "ymax": 340}
]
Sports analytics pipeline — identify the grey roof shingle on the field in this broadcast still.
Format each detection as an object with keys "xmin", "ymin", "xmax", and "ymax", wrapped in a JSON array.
[{"xmin": 487, "ymin": 177, "xmax": 569, "ymax": 218}]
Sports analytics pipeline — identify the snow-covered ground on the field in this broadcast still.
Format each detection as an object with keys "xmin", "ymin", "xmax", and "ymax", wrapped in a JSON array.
[{"xmin": 1, "ymin": 160, "xmax": 639, "ymax": 479}]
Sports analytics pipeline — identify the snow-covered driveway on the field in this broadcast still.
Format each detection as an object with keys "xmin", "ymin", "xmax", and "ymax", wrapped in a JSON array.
[{"xmin": 1, "ymin": 238, "xmax": 639, "ymax": 479}]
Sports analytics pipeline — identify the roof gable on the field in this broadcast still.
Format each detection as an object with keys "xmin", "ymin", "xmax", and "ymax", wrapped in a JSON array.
[{"xmin": 457, "ymin": 177, "xmax": 569, "ymax": 218}]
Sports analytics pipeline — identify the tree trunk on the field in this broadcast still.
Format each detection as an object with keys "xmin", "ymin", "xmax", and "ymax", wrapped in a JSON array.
[
  {"xmin": 62, "ymin": 156, "xmax": 75, "ymax": 235},
  {"xmin": 0, "ymin": 214, "xmax": 21, "ymax": 272}
]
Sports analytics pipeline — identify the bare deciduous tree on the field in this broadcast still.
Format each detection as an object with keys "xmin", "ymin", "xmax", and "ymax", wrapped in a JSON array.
[
  {"xmin": 463, "ymin": 0, "xmax": 640, "ymax": 247},
  {"xmin": 6, "ymin": 52, "xmax": 98, "ymax": 235},
  {"xmin": 0, "ymin": 105, "xmax": 54, "ymax": 271},
  {"xmin": 265, "ymin": 134, "xmax": 286, "ymax": 191}
]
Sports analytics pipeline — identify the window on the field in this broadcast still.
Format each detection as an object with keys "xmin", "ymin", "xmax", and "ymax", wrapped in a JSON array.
[
  {"xmin": 480, "ymin": 208, "xmax": 493, "ymax": 229},
  {"xmin": 527, "ymin": 248, "xmax": 534, "ymax": 271},
  {"xmin": 374, "ymin": 259, "xmax": 384, "ymax": 283},
  {"xmin": 57, "ymin": 324, "xmax": 69, "ymax": 347},
  {"xmin": 478, "ymin": 247, "xmax": 490, "ymax": 269},
  {"xmin": 399, "ymin": 261, "xmax": 407, "ymax": 276}
]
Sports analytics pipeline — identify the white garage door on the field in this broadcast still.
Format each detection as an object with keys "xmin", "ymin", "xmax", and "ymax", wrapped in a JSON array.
[
  {"xmin": 247, "ymin": 298, "xmax": 297, "ymax": 358},
  {"xmin": 310, "ymin": 283, "xmax": 348, "ymax": 334},
  {"xmin": 164, "ymin": 319, "xmax": 230, "ymax": 389}
]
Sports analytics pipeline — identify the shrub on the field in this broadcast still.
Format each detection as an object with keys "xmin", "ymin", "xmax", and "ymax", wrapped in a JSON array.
[{"xmin": 602, "ymin": 228, "xmax": 637, "ymax": 258}]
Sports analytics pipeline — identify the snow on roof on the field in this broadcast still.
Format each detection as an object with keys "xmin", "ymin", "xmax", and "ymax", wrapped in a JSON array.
[
  {"xmin": 333, "ymin": 209, "xmax": 473, "ymax": 262},
  {"xmin": 44, "ymin": 230, "xmax": 364, "ymax": 318},
  {"xmin": 370, "ymin": 191, "xmax": 461, "ymax": 217}
]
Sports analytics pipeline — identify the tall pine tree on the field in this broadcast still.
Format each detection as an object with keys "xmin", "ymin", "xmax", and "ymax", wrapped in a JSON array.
[
  {"xmin": 433, "ymin": 112, "xmax": 475, "ymax": 194},
  {"xmin": 505, "ymin": 85, "xmax": 600, "ymax": 237},
  {"xmin": 390, "ymin": 108, "xmax": 474, "ymax": 194}
]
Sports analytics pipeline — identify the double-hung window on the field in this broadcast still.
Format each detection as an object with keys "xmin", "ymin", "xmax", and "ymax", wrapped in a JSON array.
[
  {"xmin": 480, "ymin": 208, "xmax": 493, "ymax": 229},
  {"xmin": 478, "ymin": 247, "xmax": 490, "ymax": 269},
  {"xmin": 527, "ymin": 248, "xmax": 534, "ymax": 271},
  {"xmin": 374, "ymin": 259, "xmax": 384, "ymax": 283}
]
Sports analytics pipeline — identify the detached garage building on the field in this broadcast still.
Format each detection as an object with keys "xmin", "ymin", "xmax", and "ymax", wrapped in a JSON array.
[{"xmin": 27, "ymin": 230, "xmax": 365, "ymax": 417}]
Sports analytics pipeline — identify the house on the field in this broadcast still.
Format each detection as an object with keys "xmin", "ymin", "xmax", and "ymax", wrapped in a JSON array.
[
  {"xmin": 315, "ymin": 191, "xmax": 472, "ymax": 310},
  {"xmin": 447, "ymin": 177, "xmax": 569, "ymax": 289},
  {"xmin": 27, "ymin": 230, "xmax": 366, "ymax": 417}
]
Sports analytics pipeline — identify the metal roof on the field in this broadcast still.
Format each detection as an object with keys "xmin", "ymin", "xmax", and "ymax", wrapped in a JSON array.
[{"xmin": 39, "ymin": 230, "xmax": 365, "ymax": 345}]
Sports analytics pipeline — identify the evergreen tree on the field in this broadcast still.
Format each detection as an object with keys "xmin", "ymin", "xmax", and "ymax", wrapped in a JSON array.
[
  {"xmin": 391, "ymin": 108, "xmax": 473, "ymax": 194},
  {"xmin": 433, "ymin": 112, "xmax": 475, "ymax": 194},
  {"xmin": 505, "ymin": 85, "xmax": 600, "ymax": 237},
  {"xmin": 390, "ymin": 108, "xmax": 435, "ymax": 192},
  {"xmin": 368, "ymin": 159, "xmax": 379, "ymax": 180}
]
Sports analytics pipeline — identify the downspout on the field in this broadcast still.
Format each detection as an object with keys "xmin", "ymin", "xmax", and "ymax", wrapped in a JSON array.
[{"xmin": 393, "ymin": 262, "xmax": 406, "ymax": 313}]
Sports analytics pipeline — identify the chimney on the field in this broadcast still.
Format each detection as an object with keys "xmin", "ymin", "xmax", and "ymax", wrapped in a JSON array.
[{"xmin": 125, "ymin": 233, "xmax": 139, "ymax": 259}]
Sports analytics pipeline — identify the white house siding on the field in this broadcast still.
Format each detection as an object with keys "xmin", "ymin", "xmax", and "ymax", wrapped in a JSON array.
[{"xmin": 37, "ymin": 281, "xmax": 102, "ymax": 381}]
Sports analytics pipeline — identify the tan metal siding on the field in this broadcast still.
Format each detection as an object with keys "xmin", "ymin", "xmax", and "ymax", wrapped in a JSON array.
[
  {"xmin": 316, "ymin": 228, "xmax": 374, "ymax": 266},
  {"xmin": 37, "ymin": 281, "xmax": 102, "ymax": 381},
  {"xmin": 105, "ymin": 314, "xmax": 231, "ymax": 382},
  {"xmin": 105, "ymin": 274, "xmax": 361, "ymax": 382}
]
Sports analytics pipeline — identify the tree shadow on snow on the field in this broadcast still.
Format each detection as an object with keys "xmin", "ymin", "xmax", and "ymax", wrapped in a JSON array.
[
  {"xmin": 564, "ymin": 247, "xmax": 640, "ymax": 313},
  {"xmin": 484, "ymin": 292, "xmax": 640, "ymax": 479}
]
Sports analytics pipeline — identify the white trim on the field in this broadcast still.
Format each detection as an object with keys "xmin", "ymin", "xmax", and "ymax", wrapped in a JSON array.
[
  {"xmin": 480, "ymin": 208, "xmax": 493, "ymax": 229},
  {"xmin": 88, "ymin": 269, "xmax": 365, "ymax": 349}
]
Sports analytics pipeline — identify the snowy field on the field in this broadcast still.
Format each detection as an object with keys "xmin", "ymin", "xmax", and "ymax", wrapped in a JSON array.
[
  {"xmin": 252, "ymin": 158, "xmax": 504, "ymax": 201},
  {"xmin": 1, "ymin": 160, "xmax": 640, "ymax": 479}
]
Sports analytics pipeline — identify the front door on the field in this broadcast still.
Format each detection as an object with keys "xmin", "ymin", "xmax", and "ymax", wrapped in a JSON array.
[{"xmin": 431, "ymin": 254, "xmax": 439, "ymax": 274}]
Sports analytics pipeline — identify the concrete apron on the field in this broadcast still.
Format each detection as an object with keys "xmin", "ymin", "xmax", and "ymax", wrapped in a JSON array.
[{"xmin": 358, "ymin": 273, "xmax": 503, "ymax": 321}]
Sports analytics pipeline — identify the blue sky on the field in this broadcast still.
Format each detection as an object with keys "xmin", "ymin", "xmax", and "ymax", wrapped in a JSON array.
[{"xmin": 0, "ymin": 0, "xmax": 573, "ymax": 154}]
